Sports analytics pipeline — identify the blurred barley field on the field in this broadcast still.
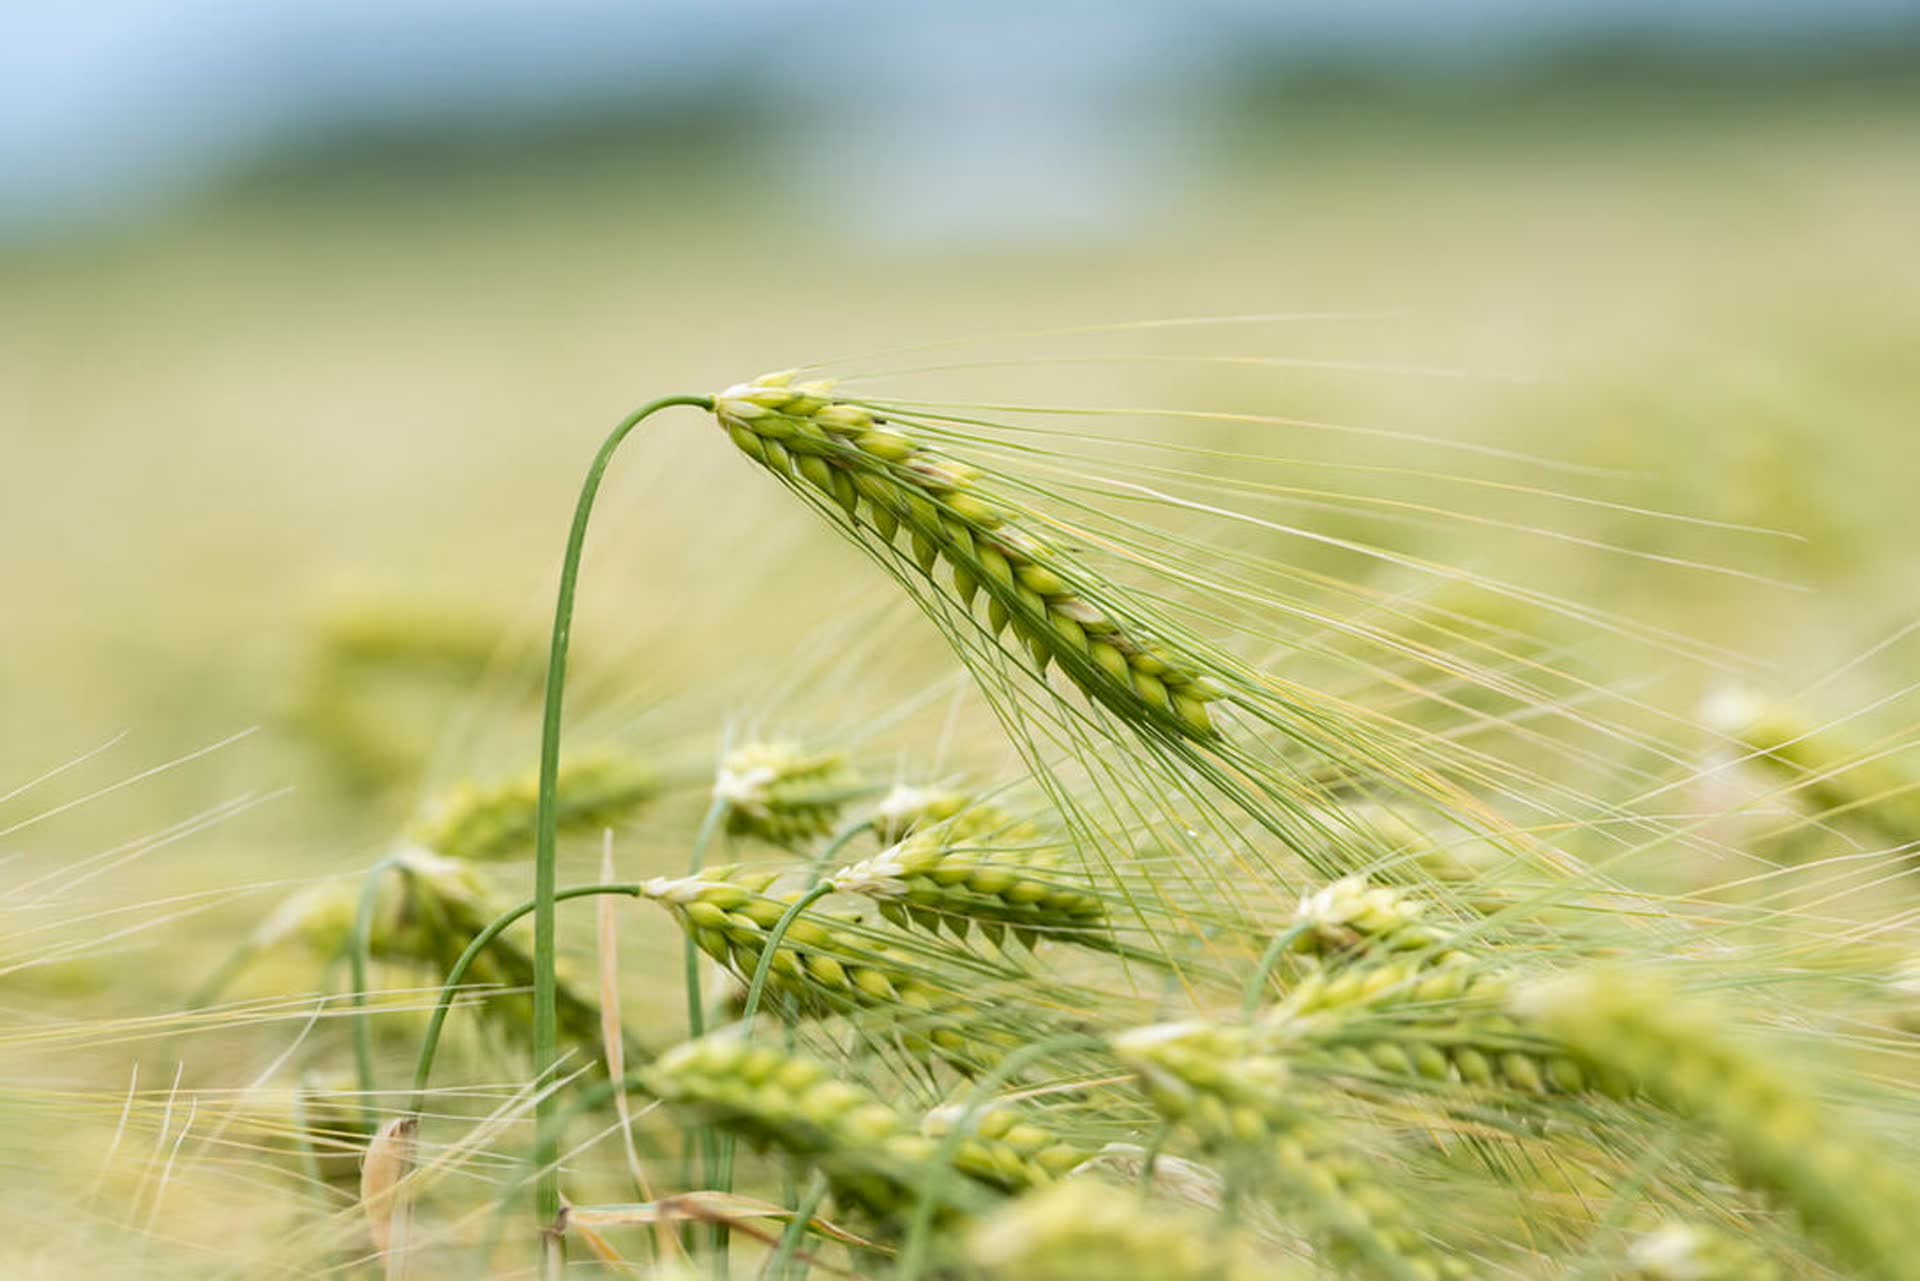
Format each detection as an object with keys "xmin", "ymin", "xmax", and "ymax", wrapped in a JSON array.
[{"xmin": 4, "ymin": 64, "xmax": 1920, "ymax": 1277}]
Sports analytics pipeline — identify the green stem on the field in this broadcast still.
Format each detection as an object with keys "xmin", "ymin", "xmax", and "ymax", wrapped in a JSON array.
[
  {"xmin": 349, "ymin": 855, "xmax": 401, "ymax": 1133},
  {"xmin": 708, "ymin": 818, "xmax": 865, "ymax": 1277},
  {"xmin": 684, "ymin": 793, "xmax": 729, "ymax": 1042},
  {"xmin": 710, "ymin": 878, "xmax": 837, "ymax": 1263},
  {"xmin": 681, "ymin": 791, "xmax": 729, "ymax": 1262},
  {"xmin": 738, "ymin": 883, "xmax": 834, "ymax": 1028},
  {"xmin": 531, "ymin": 394, "xmax": 712, "ymax": 1265},
  {"xmin": 408, "ymin": 881, "xmax": 645, "ymax": 1110},
  {"xmin": 1241, "ymin": 921, "xmax": 1308, "ymax": 1017},
  {"xmin": 894, "ymin": 1032, "xmax": 1103, "ymax": 1281},
  {"xmin": 764, "ymin": 1172, "xmax": 829, "ymax": 1281}
]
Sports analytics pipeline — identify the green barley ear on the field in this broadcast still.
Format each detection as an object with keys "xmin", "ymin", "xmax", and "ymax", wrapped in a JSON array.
[
  {"xmin": 870, "ymin": 783, "xmax": 977, "ymax": 844},
  {"xmin": 713, "ymin": 374, "xmax": 1225, "ymax": 739},
  {"xmin": 1708, "ymin": 688, "xmax": 1920, "ymax": 848},
  {"xmin": 638, "ymin": 866, "xmax": 1012, "ymax": 1068},
  {"xmin": 406, "ymin": 752, "xmax": 658, "ymax": 862},
  {"xmin": 1515, "ymin": 969, "xmax": 1920, "ymax": 1281},
  {"xmin": 1626, "ymin": 1221, "xmax": 1782, "ymax": 1281},
  {"xmin": 1292, "ymin": 875, "xmax": 1462, "ymax": 964},
  {"xmin": 1115, "ymin": 1019, "xmax": 1470, "ymax": 1281},
  {"xmin": 642, "ymin": 1034, "xmax": 1062, "ymax": 1225},
  {"xmin": 830, "ymin": 814, "xmax": 1107, "ymax": 949},
  {"xmin": 918, "ymin": 1102, "xmax": 1092, "ymax": 1192},
  {"xmin": 715, "ymin": 740, "xmax": 862, "ymax": 846},
  {"xmin": 969, "ymin": 1180, "xmax": 1307, "ymax": 1281},
  {"xmin": 1259, "ymin": 959, "xmax": 1589, "ymax": 1098}
]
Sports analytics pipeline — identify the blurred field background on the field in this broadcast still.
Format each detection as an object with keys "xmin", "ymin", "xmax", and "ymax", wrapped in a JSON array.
[{"xmin": 3, "ymin": 4, "xmax": 1919, "ymax": 1272}]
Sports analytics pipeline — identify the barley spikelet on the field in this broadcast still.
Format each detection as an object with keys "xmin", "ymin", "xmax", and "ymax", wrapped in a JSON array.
[
  {"xmin": 1627, "ymin": 1221, "xmax": 1782, "ymax": 1281},
  {"xmin": 1516, "ymin": 969, "xmax": 1920, "ymax": 1281},
  {"xmin": 716, "ymin": 740, "xmax": 862, "ymax": 846},
  {"xmin": 1260, "ymin": 958, "xmax": 1591, "ymax": 1097},
  {"xmin": 1115, "ymin": 1020, "xmax": 1470, "ymax": 1281},
  {"xmin": 920, "ymin": 1101, "xmax": 1094, "ymax": 1191},
  {"xmin": 870, "ymin": 784, "xmax": 981, "ymax": 844},
  {"xmin": 1292, "ymin": 876, "xmax": 1468, "ymax": 966},
  {"xmin": 969, "ymin": 1180, "xmax": 1306, "ymax": 1281},
  {"xmin": 640, "ymin": 867, "xmax": 1012, "ymax": 1067},
  {"xmin": 406, "ymin": 752, "xmax": 658, "ymax": 862},
  {"xmin": 713, "ymin": 373, "xmax": 1224, "ymax": 739},
  {"xmin": 830, "ymin": 813, "xmax": 1107, "ymax": 949},
  {"xmin": 643, "ymin": 1035, "xmax": 1083, "ymax": 1225}
]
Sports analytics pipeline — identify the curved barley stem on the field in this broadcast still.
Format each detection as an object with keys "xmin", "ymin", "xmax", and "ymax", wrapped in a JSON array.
[
  {"xmin": 530, "ymin": 393, "xmax": 711, "ymax": 1263},
  {"xmin": 407, "ymin": 881, "xmax": 645, "ymax": 1110}
]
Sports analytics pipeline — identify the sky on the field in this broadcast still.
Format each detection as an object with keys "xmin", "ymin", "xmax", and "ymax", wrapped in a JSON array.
[{"xmin": 2, "ymin": 0, "xmax": 1914, "ymax": 235}]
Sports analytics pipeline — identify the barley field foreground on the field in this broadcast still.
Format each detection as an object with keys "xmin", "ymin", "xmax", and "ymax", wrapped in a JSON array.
[{"xmin": 3, "ymin": 70, "xmax": 1920, "ymax": 1281}]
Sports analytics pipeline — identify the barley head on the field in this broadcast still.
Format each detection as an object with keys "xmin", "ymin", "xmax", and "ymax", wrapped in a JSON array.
[
  {"xmin": 643, "ymin": 1035, "xmax": 1077, "ymax": 1224},
  {"xmin": 713, "ymin": 373, "xmax": 1225, "ymax": 739},
  {"xmin": 1515, "ymin": 968, "xmax": 1920, "ymax": 1281},
  {"xmin": 406, "ymin": 751, "xmax": 658, "ymax": 862},
  {"xmin": 1114, "ymin": 1019, "xmax": 1470, "ymax": 1281},
  {"xmin": 830, "ymin": 819, "xmax": 1106, "ymax": 949},
  {"xmin": 639, "ymin": 866, "xmax": 1009, "ymax": 1067},
  {"xmin": 969, "ymin": 1180, "xmax": 1305, "ymax": 1281},
  {"xmin": 715, "ymin": 740, "xmax": 862, "ymax": 846}
]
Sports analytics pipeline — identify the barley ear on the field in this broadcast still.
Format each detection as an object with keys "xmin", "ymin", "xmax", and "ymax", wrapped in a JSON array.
[
  {"xmin": 1515, "ymin": 969, "xmax": 1920, "ymax": 1281},
  {"xmin": 713, "ymin": 375, "xmax": 1226, "ymax": 740}
]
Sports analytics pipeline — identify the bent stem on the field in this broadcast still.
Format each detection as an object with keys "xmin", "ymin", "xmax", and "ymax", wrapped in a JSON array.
[
  {"xmin": 408, "ymin": 881, "xmax": 646, "ymax": 1110},
  {"xmin": 531, "ymin": 394, "xmax": 712, "ymax": 1263}
]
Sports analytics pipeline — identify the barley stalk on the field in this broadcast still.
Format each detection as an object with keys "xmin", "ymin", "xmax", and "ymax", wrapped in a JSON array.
[{"xmin": 713, "ymin": 373, "xmax": 1225, "ymax": 739}]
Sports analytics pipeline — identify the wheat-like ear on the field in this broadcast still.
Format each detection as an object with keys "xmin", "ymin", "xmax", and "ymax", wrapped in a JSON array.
[
  {"xmin": 1259, "ymin": 958, "xmax": 1592, "ymax": 1096},
  {"xmin": 969, "ymin": 1180, "xmax": 1308, "ymax": 1281},
  {"xmin": 714, "ymin": 374, "xmax": 1224, "ymax": 739},
  {"xmin": 407, "ymin": 752, "xmax": 658, "ymax": 862},
  {"xmin": 1709, "ymin": 689, "xmax": 1920, "ymax": 849},
  {"xmin": 1114, "ymin": 1019, "xmax": 1471, "ymax": 1281},
  {"xmin": 642, "ymin": 1035, "xmax": 1082, "ymax": 1228},
  {"xmin": 714, "ymin": 740, "xmax": 864, "ymax": 846},
  {"xmin": 1514, "ymin": 968, "xmax": 1920, "ymax": 1281},
  {"xmin": 639, "ymin": 866, "xmax": 1021, "ymax": 1068},
  {"xmin": 830, "ymin": 800, "xmax": 1107, "ymax": 948}
]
